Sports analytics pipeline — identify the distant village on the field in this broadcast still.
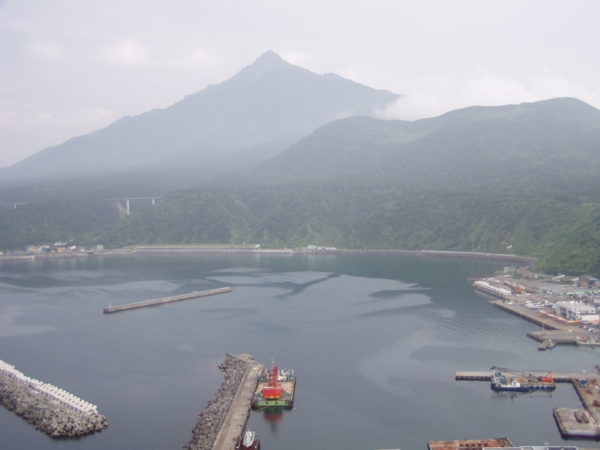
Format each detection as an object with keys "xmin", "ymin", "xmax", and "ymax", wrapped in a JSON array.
[{"xmin": 0, "ymin": 242, "xmax": 104, "ymax": 257}]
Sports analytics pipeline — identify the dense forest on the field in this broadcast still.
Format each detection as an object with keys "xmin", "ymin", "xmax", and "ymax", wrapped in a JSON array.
[{"xmin": 1, "ymin": 185, "xmax": 598, "ymax": 276}]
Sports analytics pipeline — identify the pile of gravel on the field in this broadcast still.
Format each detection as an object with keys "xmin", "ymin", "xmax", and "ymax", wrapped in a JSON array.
[
  {"xmin": 0, "ymin": 373, "xmax": 108, "ymax": 438},
  {"xmin": 184, "ymin": 354, "xmax": 248, "ymax": 450}
]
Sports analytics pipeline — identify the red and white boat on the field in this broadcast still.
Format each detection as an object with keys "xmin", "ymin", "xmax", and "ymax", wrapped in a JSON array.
[{"xmin": 239, "ymin": 430, "xmax": 260, "ymax": 449}]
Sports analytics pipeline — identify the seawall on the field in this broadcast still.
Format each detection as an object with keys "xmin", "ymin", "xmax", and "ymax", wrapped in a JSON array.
[
  {"xmin": 103, "ymin": 287, "xmax": 232, "ymax": 314},
  {"xmin": 183, "ymin": 354, "xmax": 263, "ymax": 450},
  {"xmin": 0, "ymin": 360, "xmax": 107, "ymax": 438}
]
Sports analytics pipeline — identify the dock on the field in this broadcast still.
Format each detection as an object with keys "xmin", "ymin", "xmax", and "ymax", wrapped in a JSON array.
[
  {"xmin": 212, "ymin": 355, "xmax": 264, "ymax": 450},
  {"xmin": 456, "ymin": 369, "xmax": 600, "ymax": 439},
  {"xmin": 455, "ymin": 370, "xmax": 597, "ymax": 383},
  {"xmin": 554, "ymin": 376, "xmax": 600, "ymax": 439},
  {"xmin": 527, "ymin": 330, "xmax": 600, "ymax": 347},
  {"xmin": 489, "ymin": 300, "xmax": 600, "ymax": 348},
  {"xmin": 489, "ymin": 300, "xmax": 563, "ymax": 331},
  {"xmin": 103, "ymin": 287, "xmax": 232, "ymax": 314},
  {"xmin": 184, "ymin": 354, "xmax": 264, "ymax": 450}
]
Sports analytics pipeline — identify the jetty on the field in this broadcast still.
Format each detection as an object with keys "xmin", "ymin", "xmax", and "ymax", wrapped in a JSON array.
[
  {"xmin": 456, "ymin": 369, "xmax": 600, "ymax": 439},
  {"xmin": 489, "ymin": 300, "xmax": 564, "ymax": 330},
  {"xmin": 455, "ymin": 370, "xmax": 596, "ymax": 383},
  {"xmin": 103, "ymin": 287, "xmax": 232, "ymax": 314},
  {"xmin": 487, "ymin": 299, "xmax": 600, "ymax": 348},
  {"xmin": 212, "ymin": 355, "xmax": 264, "ymax": 450},
  {"xmin": 0, "ymin": 359, "xmax": 107, "ymax": 438},
  {"xmin": 184, "ymin": 354, "xmax": 264, "ymax": 450}
]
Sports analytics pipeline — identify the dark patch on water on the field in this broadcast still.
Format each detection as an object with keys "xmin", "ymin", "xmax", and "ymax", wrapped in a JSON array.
[{"xmin": 370, "ymin": 288, "xmax": 429, "ymax": 298}]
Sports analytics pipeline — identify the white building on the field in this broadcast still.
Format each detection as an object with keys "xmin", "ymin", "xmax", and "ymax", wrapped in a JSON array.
[{"xmin": 554, "ymin": 301, "xmax": 596, "ymax": 321}]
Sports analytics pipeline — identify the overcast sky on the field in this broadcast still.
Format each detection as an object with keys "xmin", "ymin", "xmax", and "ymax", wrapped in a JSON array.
[{"xmin": 1, "ymin": 0, "xmax": 599, "ymax": 168}]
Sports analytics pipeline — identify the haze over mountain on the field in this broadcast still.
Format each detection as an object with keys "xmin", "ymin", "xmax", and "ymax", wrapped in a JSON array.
[
  {"xmin": 257, "ymin": 97, "xmax": 600, "ymax": 191},
  {"xmin": 2, "ymin": 51, "xmax": 600, "ymax": 275},
  {"xmin": 0, "ymin": 51, "xmax": 398, "ymax": 185}
]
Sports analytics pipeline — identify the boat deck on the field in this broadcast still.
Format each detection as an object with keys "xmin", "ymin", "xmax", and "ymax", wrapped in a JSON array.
[{"xmin": 252, "ymin": 379, "xmax": 295, "ymax": 409}]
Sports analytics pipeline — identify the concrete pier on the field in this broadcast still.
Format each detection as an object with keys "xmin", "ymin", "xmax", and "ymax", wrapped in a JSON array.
[
  {"xmin": 554, "ymin": 376, "xmax": 600, "ymax": 439},
  {"xmin": 184, "ymin": 354, "xmax": 264, "ymax": 450},
  {"xmin": 212, "ymin": 355, "xmax": 264, "ymax": 450},
  {"xmin": 489, "ymin": 300, "xmax": 564, "ymax": 331},
  {"xmin": 456, "ymin": 369, "xmax": 600, "ymax": 439},
  {"xmin": 455, "ymin": 370, "xmax": 596, "ymax": 383},
  {"xmin": 488, "ymin": 300, "xmax": 600, "ymax": 348},
  {"xmin": 103, "ymin": 287, "xmax": 232, "ymax": 314}
]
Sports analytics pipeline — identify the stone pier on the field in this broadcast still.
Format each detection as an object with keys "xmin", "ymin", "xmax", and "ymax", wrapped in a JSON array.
[{"xmin": 183, "ymin": 354, "xmax": 264, "ymax": 450}]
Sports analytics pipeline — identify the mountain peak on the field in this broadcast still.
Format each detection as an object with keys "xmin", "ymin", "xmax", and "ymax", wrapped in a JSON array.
[
  {"xmin": 254, "ymin": 50, "xmax": 286, "ymax": 65},
  {"xmin": 1, "ymin": 50, "xmax": 399, "ymax": 183},
  {"xmin": 226, "ymin": 51, "xmax": 297, "ymax": 87}
]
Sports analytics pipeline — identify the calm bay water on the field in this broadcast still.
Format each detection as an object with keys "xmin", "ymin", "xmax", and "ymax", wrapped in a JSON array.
[{"xmin": 0, "ymin": 253, "xmax": 596, "ymax": 450}]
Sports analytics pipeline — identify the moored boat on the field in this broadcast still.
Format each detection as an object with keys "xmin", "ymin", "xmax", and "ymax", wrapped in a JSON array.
[
  {"xmin": 252, "ymin": 361, "xmax": 295, "ymax": 410},
  {"xmin": 491, "ymin": 366, "xmax": 555, "ymax": 391},
  {"xmin": 238, "ymin": 430, "xmax": 260, "ymax": 449}
]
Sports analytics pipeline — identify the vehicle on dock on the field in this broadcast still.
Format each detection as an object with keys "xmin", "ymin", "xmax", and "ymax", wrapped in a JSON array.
[
  {"xmin": 491, "ymin": 366, "xmax": 555, "ymax": 391},
  {"xmin": 237, "ymin": 430, "xmax": 261, "ymax": 449},
  {"xmin": 252, "ymin": 361, "xmax": 295, "ymax": 410}
]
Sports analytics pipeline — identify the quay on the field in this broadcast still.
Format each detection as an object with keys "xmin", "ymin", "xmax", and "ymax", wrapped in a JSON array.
[
  {"xmin": 527, "ymin": 330, "xmax": 600, "ymax": 347},
  {"xmin": 488, "ymin": 299, "xmax": 599, "ymax": 347},
  {"xmin": 455, "ymin": 370, "xmax": 596, "ymax": 383},
  {"xmin": 489, "ymin": 300, "xmax": 563, "ymax": 331},
  {"xmin": 456, "ymin": 369, "xmax": 600, "ymax": 439},
  {"xmin": 554, "ymin": 377, "xmax": 600, "ymax": 439},
  {"xmin": 184, "ymin": 354, "xmax": 264, "ymax": 450},
  {"xmin": 212, "ymin": 355, "xmax": 264, "ymax": 450},
  {"xmin": 103, "ymin": 287, "xmax": 232, "ymax": 314}
]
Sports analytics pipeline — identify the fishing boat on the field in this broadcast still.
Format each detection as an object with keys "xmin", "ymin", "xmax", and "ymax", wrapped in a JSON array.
[
  {"xmin": 491, "ymin": 366, "xmax": 555, "ymax": 391},
  {"xmin": 252, "ymin": 361, "xmax": 296, "ymax": 410},
  {"xmin": 237, "ymin": 430, "xmax": 260, "ymax": 449}
]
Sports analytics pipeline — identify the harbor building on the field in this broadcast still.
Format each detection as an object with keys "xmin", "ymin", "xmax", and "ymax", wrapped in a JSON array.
[{"xmin": 554, "ymin": 301, "xmax": 597, "ymax": 321}]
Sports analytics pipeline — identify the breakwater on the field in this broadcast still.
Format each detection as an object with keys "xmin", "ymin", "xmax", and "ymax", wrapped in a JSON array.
[
  {"xmin": 103, "ymin": 287, "xmax": 232, "ymax": 314},
  {"xmin": 183, "ymin": 355, "xmax": 248, "ymax": 450},
  {"xmin": 212, "ymin": 355, "xmax": 264, "ymax": 450},
  {"xmin": 0, "ymin": 359, "xmax": 107, "ymax": 438}
]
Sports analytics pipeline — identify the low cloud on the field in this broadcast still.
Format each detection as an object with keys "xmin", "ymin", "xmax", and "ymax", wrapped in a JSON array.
[{"xmin": 379, "ymin": 71, "xmax": 600, "ymax": 121}]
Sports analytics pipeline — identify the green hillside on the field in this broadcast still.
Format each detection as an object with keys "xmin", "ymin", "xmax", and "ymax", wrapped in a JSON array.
[
  {"xmin": 2, "ymin": 186, "xmax": 597, "ymax": 276},
  {"xmin": 258, "ymin": 98, "xmax": 600, "ymax": 192}
]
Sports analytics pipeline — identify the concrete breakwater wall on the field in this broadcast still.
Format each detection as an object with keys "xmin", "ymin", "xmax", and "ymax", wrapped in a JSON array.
[
  {"xmin": 183, "ymin": 355, "xmax": 249, "ymax": 450},
  {"xmin": 103, "ymin": 287, "xmax": 232, "ymax": 314},
  {"xmin": 0, "ymin": 359, "xmax": 107, "ymax": 438}
]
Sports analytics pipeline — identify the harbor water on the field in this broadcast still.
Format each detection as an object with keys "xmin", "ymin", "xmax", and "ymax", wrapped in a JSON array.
[{"xmin": 0, "ymin": 253, "xmax": 596, "ymax": 449}]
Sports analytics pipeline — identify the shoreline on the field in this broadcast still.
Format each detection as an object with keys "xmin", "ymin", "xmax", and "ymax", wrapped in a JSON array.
[{"xmin": 0, "ymin": 245, "xmax": 536, "ymax": 265}]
